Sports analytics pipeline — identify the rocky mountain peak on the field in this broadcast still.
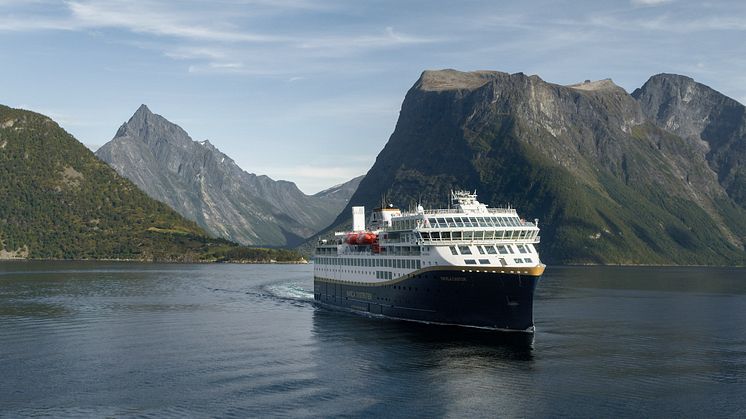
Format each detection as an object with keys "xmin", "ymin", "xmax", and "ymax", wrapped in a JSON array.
[
  {"xmin": 416, "ymin": 69, "xmax": 507, "ymax": 92},
  {"xmin": 567, "ymin": 78, "xmax": 625, "ymax": 93},
  {"xmin": 134, "ymin": 103, "xmax": 152, "ymax": 117},
  {"xmin": 116, "ymin": 105, "xmax": 193, "ymax": 149},
  {"xmin": 326, "ymin": 69, "xmax": 746, "ymax": 265},
  {"xmin": 633, "ymin": 73, "xmax": 746, "ymax": 208},
  {"xmin": 96, "ymin": 106, "xmax": 361, "ymax": 246}
]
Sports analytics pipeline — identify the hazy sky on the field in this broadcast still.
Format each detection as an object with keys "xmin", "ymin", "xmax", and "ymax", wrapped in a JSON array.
[{"xmin": 1, "ymin": 0, "xmax": 744, "ymax": 193}]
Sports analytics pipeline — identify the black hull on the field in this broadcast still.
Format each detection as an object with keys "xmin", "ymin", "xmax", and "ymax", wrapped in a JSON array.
[{"xmin": 314, "ymin": 268, "xmax": 540, "ymax": 332}]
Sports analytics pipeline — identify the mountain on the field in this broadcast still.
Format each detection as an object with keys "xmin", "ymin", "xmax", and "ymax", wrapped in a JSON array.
[
  {"xmin": 0, "ymin": 104, "xmax": 287, "ymax": 261},
  {"xmin": 324, "ymin": 70, "xmax": 746, "ymax": 265},
  {"xmin": 632, "ymin": 74, "xmax": 746, "ymax": 209},
  {"xmin": 96, "ymin": 105, "xmax": 361, "ymax": 247}
]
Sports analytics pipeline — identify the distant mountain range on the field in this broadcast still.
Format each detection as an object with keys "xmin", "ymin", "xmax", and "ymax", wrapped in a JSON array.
[
  {"xmin": 323, "ymin": 70, "xmax": 746, "ymax": 265},
  {"xmin": 0, "ymin": 104, "xmax": 291, "ymax": 262},
  {"xmin": 96, "ymin": 105, "xmax": 362, "ymax": 247}
]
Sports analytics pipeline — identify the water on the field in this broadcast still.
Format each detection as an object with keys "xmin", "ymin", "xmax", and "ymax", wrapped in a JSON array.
[{"xmin": 1, "ymin": 262, "xmax": 745, "ymax": 417}]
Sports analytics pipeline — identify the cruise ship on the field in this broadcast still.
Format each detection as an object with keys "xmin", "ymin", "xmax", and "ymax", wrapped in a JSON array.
[{"xmin": 313, "ymin": 191, "xmax": 545, "ymax": 332}]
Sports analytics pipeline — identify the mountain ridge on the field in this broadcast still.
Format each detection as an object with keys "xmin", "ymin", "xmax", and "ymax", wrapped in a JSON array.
[
  {"xmin": 96, "ymin": 106, "xmax": 361, "ymax": 246},
  {"xmin": 317, "ymin": 69, "xmax": 745, "ymax": 265},
  {"xmin": 0, "ymin": 104, "xmax": 287, "ymax": 262}
]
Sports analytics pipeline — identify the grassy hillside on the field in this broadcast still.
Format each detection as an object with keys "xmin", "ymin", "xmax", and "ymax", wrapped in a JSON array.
[{"xmin": 0, "ymin": 105, "xmax": 302, "ymax": 262}]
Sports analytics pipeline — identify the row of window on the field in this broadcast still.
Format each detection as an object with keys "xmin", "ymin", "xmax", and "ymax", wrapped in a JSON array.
[
  {"xmin": 379, "ymin": 246, "xmax": 420, "ymax": 256},
  {"xmin": 390, "ymin": 215, "xmax": 528, "ymax": 231},
  {"xmin": 420, "ymin": 229, "xmax": 536, "ymax": 241},
  {"xmin": 450, "ymin": 244, "xmax": 534, "ymax": 256},
  {"xmin": 315, "ymin": 257, "xmax": 421, "ymax": 270},
  {"xmin": 463, "ymin": 257, "xmax": 532, "ymax": 265},
  {"xmin": 376, "ymin": 271, "xmax": 394, "ymax": 280},
  {"xmin": 425, "ymin": 215, "xmax": 524, "ymax": 229}
]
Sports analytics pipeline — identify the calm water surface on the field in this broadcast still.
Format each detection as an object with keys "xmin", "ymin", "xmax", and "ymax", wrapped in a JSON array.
[{"xmin": 1, "ymin": 262, "xmax": 745, "ymax": 417}]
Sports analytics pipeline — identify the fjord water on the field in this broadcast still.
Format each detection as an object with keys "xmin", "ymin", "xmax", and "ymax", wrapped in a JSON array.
[{"xmin": 1, "ymin": 263, "xmax": 745, "ymax": 417}]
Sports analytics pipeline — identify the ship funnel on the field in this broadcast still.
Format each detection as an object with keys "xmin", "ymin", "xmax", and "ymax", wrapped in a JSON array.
[{"xmin": 352, "ymin": 206, "xmax": 365, "ymax": 231}]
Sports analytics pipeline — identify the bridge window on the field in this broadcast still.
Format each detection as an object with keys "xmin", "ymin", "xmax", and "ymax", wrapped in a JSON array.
[
  {"xmin": 458, "ymin": 245, "xmax": 472, "ymax": 255},
  {"xmin": 486, "ymin": 246, "xmax": 498, "ymax": 255},
  {"xmin": 450, "ymin": 246, "xmax": 458, "ymax": 255}
]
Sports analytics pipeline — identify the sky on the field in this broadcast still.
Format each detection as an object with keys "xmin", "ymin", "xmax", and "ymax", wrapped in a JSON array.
[{"xmin": 1, "ymin": 0, "xmax": 745, "ymax": 193}]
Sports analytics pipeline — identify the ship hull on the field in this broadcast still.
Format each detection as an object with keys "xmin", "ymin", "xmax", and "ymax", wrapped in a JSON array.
[{"xmin": 313, "ymin": 268, "xmax": 540, "ymax": 332}]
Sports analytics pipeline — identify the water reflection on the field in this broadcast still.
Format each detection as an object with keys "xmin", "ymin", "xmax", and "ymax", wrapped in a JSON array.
[
  {"xmin": 309, "ymin": 307, "xmax": 535, "ymax": 416},
  {"xmin": 312, "ymin": 306, "xmax": 535, "ymax": 352}
]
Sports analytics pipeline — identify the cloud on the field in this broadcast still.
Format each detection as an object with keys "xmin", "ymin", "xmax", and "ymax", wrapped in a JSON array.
[
  {"xmin": 631, "ymin": 0, "xmax": 673, "ymax": 6},
  {"xmin": 0, "ymin": 0, "xmax": 438, "ymax": 77},
  {"xmin": 66, "ymin": 1, "xmax": 287, "ymax": 43}
]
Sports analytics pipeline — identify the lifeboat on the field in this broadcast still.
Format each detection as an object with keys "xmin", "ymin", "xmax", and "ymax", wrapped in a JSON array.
[
  {"xmin": 345, "ymin": 233, "xmax": 359, "ymax": 245},
  {"xmin": 356, "ymin": 232, "xmax": 377, "ymax": 245},
  {"xmin": 346, "ymin": 231, "xmax": 378, "ymax": 245}
]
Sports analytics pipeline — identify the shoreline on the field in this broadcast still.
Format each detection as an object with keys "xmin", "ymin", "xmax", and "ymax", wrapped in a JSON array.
[
  {"xmin": 0, "ymin": 258, "xmax": 309, "ymax": 265},
  {"xmin": 0, "ymin": 259, "xmax": 742, "ymax": 268}
]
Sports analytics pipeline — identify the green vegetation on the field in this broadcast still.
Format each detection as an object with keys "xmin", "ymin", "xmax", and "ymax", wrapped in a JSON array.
[
  {"xmin": 0, "ymin": 105, "xmax": 303, "ymax": 263},
  {"xmin": 210, "ymin": 246, "xmax": 304, "ymax": 263}
]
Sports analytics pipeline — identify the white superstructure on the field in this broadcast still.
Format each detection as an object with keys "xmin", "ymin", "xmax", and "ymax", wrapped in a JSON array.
[{"xmin": 314, "ymin": 190, "xmax": 543, "ymax": 283}]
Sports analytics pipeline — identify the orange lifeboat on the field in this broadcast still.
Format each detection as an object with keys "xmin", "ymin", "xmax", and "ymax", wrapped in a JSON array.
[
  {"xmin": 346, "ymin": 233, "xmax": 359, "ymax": 245},
  {"xmin": 356, "ymin": 232, "xmax": 377, "ymax": 245}
]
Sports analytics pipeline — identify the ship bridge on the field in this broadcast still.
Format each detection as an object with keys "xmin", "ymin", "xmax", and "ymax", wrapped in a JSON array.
[{"xmin": 387, "ymin": 191, "xmax": 540, "ymax": 246}]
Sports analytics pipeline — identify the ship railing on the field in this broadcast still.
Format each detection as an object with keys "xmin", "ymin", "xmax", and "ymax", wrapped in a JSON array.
[
  {"xmin": 416, "ymin": 222, "xmax": 536, "ymax": 230},
  {"xmin": 414, "ymin": 238, "xmax": 540, "ymax": 245},
  {"xmin": 417, "ymin": 208, "xmax": 518, "ymax": 215}
]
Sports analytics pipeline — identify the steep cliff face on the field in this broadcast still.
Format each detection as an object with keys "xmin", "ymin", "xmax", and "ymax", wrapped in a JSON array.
[
  {"xmin": 330, "ymin": 70, "xmax": 746, "ymax": 265},
  {"xmin": 633, "ymin": 74, "xmax": 746, "ymax": 208},
  {"xmin": 96, "ymin": 106, "xmax": 360, "ymax": 246}
]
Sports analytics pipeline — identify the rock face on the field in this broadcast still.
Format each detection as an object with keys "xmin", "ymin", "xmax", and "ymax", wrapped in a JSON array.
[
  {"xmin": 328, "ymin": 69, "xmax": 746, "ymax": 265},
  {"xmin": 96, "ymin": 105, "xmax": 361, "ymax": 246},
  {"xmin": 632, "ymin": 74, "xmax": 746, "ymax": 208}
]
